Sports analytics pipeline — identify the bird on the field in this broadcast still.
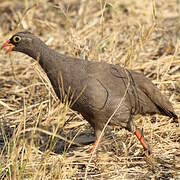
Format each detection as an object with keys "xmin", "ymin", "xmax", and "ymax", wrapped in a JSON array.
[{"xmin": 1, "ymin": 31, "xmax": 178, "ymax": 155}]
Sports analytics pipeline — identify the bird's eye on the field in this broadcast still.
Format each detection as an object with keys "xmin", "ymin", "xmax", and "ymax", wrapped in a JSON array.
[{"xmin": 13, "ymin": 36, "xmax": 21, "ymax": 43}]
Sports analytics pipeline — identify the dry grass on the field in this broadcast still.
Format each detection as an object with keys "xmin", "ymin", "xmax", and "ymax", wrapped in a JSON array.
[{"xmin": 0, "ymin": 0, "xmax": 180, "ymax": 179}]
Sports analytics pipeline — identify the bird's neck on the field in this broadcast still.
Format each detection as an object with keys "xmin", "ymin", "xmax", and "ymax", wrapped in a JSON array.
[
  {"xmin": 25, "ymin": 40, "xmax": 63, "ymax": 72},
  {"xmin": 26, "ymin": 41, "xmax": 51, "ymax": 62},
  {"xmin": 26, "ymin": 41, "xmax": 65, "ymax": 97}
]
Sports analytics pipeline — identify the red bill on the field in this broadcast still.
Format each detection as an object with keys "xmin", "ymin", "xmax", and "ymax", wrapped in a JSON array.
[{"xmin": 1, "ymin": 40, "xmax": 14, "ymax": 54}]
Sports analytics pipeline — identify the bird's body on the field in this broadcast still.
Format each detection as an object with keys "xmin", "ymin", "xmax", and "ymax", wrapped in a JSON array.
[
  {"xmin": 37, "ymin": 47, "xmax": 177, "ymax": 131},
  {"xmin": 1, "ymin": 32, "xmax": 178, "ymax": 154}
]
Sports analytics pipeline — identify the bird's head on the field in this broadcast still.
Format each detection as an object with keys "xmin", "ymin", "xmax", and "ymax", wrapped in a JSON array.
[
  {"xmin": 1, "ymin": 31, "xmax": 38, "ymax": 54},
  {"xmin": 1, "ymin": 31, "xmax": 48, "ymax": 60}
]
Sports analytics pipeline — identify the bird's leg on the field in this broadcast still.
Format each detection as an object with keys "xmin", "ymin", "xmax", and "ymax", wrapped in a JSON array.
[
  {"xmin": 127, "ymin": 121, "xmax": 151, "ymax": 155},
  {"xmin": 90, "ymin": 139, "xmax": 99, "ymax": 155},
  {"xmin": 135, "ymin": 128, "xmax": 151, "ymax": 155},
  {"xmin": 90, "ymin": 129, "xmax": 102, "ymax": 155}
]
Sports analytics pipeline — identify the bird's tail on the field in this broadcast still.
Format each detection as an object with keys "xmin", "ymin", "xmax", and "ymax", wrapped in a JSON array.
[{"xmin": 133, "ymin": 72, "xmax": 178, "ymax": 122}]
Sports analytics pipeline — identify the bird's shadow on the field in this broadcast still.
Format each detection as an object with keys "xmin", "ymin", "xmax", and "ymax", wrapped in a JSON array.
[{"xmin": 45, "ymin": 131, "xmax": 96, "ymax": 154}]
